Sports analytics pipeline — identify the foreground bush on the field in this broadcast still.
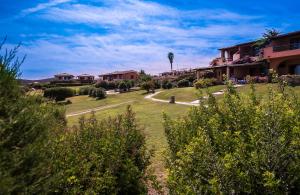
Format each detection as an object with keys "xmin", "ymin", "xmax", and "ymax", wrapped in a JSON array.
[
  {"xmin": 88, "ymin": 87, "xmax": 106, "ymax": 99},
  {"xmin": 0, "ymin": 41, "xmax": 66, "ymax": 194},
  {"xmin": 164, "ymin": 83, "xmax": 300, "ymax": 194},
  {"xmin": 44, "ymin": 87, "xmax": 75, "ymax": 101},
  {"xmin": 1, "ymin": 41, "xmax": 154, "ymax": 194},
  {"xmin": 46, "ymin": 107, "xmax": 151, "ymax": 194}
]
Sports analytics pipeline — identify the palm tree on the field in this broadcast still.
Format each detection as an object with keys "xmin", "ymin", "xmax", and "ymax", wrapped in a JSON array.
[
  {"xmin": 254, "ymin": 28, "xmax": 280, "ymax": 48},
  {"xmin": 168, "ymin": 52, "xmax": 174, "ymax": 71}
]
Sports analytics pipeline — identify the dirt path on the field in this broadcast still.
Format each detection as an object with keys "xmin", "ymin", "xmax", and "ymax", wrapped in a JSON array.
[{"xmin": 66, "ymin": 100, "xmax": 135, "ymax": 118}]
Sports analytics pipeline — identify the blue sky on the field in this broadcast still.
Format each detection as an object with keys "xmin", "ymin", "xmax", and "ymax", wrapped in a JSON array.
[{"xmin": 1, "ymin": 0, "xmax": 300, "ymax": 79}]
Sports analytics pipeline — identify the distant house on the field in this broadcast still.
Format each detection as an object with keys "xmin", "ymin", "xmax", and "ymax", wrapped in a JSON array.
[
  {"xmin": 196, "ymin": 30, "xmax": 300, "ymax": 81},
  {"xmin": 99, "ymin": 70, "xmax": 138, "ymax": 81},
  {"xmin": 54, "ymin": 73, "xmax": 74, "ymax": 81},
  {"xmin": 77, "ymin": 74, "xmax": 95, "ymax": 83}
]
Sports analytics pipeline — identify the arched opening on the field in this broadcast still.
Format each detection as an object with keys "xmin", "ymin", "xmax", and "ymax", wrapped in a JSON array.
[
  {"xmin": 278, "ymin": 62, "xmax": 286, "ymax": 75},
  {"xmin": 276, "ymin": 58, "xmax": 300, "ymax": 75}
]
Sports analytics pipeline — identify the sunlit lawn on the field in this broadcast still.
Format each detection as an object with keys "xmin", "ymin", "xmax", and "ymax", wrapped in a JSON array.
[{"xmin": 153, "ymin": 85, "xmax": 225, "ymax": 102}]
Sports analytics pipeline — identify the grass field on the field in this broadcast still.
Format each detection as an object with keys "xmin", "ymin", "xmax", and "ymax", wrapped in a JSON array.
[
  {"xmin": 153, "ymin": 85, "xmax": 225, "ymax": 102},
  {"xmin": 65, "ymin": 83, "xmax": 300, "ymax": 184}
]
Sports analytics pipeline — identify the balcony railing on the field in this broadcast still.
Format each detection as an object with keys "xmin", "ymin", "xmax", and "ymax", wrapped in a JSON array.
[{"xmin": 273, "ymin": 43, "xmax": 300, "ymax": 52}]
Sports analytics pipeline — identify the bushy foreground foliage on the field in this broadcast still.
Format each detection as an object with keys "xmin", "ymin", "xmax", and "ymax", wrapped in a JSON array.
[
  {"xmin": 0, "ymin": 41, "xmax": 66, "ymax": 193},
  {"xmin": 164, "ymin": 83, "xmax": 300, "ymax": 194},
  {"xmin": 1, "ymin": 41, "xmax": 154, "ymax": 194},
  {"xmin": 46, "ymin": 107, "xmax": 152, "ymax": 194},
  {"xmin": 44, "ymin": 87, "xmax": 75, "ymax": 101}
]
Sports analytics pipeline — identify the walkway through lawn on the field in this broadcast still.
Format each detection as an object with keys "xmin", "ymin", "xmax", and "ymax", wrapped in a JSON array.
[
  {"xmin": 145, "ymin": 85, "xmax": 244, "ymax": 106},
  {"xmin": 66, "ymin": 100, "xmax": 135, "ymax": 117}
]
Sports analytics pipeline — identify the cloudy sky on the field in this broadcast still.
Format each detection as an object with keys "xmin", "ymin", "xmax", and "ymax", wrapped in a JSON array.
[{"xmin": 1, "ymin": 0, "xmax": 300, "ymax": 79}]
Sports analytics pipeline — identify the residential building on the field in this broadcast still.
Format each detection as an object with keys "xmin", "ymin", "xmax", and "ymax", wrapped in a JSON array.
[
  {"xmin": 77, "ymin": 74, "xmax": 95, "ymax": 83},
  {"xmin": 99, "ymin": 70, "xmax": 138, "ymax": 81},
  {"xmin": 196, "ymin": 30, "xmax": 300, "ymax": 81},
  {"xmin": 54, "ymin": 73, "xmax": 75, "ymax": 81}
]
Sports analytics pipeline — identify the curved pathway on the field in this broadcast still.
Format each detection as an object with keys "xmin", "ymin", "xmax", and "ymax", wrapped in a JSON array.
[
  {"xmin": 144, "ymin": 91, "xmax": 199, "ymax": 106},
  {"xmin": 144, "ymin": 85, "xmax": 244, "ymax": 106}
]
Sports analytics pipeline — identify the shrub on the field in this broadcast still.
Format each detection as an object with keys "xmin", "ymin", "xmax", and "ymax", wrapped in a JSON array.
[
  {"xmin": 0, "ymin": 40, "xmax": 66, "ymax": 194},
  {"xmin": 95, "ymin": 80, "xmax": 108, "ymax": 89},
  {"xmin": 268, "ymin": 68, "xmax": 279, "ymax": 83},
  {"xmin": 118, "ymin": 81, "xmax": 128, "ymax": 92},
  {"xmin": 46, "ymin": 107, "xmax": 152, "ymax": 194},
  {"xmin": 177, "ymin": 79, "xmax": 190, "ymax": 88},
  {"xmin": 44, "ymin": 87, "xmax": 75, "ymax": 101},
  {"xmin": 89, "ymin": 87, "xmax": 106, "ymax": 99},
  {"xmin": 279, "ymin": 75, "xmax": 300, "ymax": 86},
  {"xmin": 164, "ymin": 83, "xmax": 300, "ymax": 194},
  {"xmin": 0, "ymin": 40, "xmax": 156, "ymax": 194},
  {"xmin": 79, "ymin": 86, "xmax": 92, "ymax": 95},
  {"xmin": 107, "ymin": 81, "xmax": 116, "ymax": 90},
  {"xmin": 194, "ymin": 78, "xmax": 217, "ymax": 89},
  {"xmin": 162, "ymin": 80, "xmax": 173, "ymax": 89},
  {"xmin": 141, "ymin": 80, "xmax": 155, "ymax": 93}
]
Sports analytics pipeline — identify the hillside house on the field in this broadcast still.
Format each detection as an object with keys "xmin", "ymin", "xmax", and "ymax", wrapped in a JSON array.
[
  {"xmin": 77, "ymin": 74, "xmax": 95, "ymax": 83},
  {"xmin": 54, "ymin": 73, "xmax": 74, "ymax": 81},
  {"xmin": 99, "ymin": 70, "xmax": 138, "ymax": 81}
]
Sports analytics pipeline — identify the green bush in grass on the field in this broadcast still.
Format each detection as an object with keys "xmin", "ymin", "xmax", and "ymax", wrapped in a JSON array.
[
  {"xmin": 177, "ymin": 79, "xmax": 190, "ymax": 88},
  {"xmin": 194, "ymin": 78, "xmax": 217, "ymax": 89},
  {"xmin": 95, "ymin": 80, "xmax": 108, "ymax": 89},
  {"xmin": 88, "ymin": 87, "xmax": 106, "ymax": 99},
  {"xmin": 79, "ymin": 86, "xmax": 92, "ymax": 95},
  {"xmin": 44, "ymin": 87, "xmax": 75, "ymax": 101}
]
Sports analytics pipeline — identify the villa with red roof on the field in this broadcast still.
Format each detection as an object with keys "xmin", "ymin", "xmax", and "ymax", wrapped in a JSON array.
[{"xmin": 196, "ymin": 30, "xmax": 300, "ymax": 81}]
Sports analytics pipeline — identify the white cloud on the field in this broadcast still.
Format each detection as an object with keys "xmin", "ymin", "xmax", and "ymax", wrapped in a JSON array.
[
  {"xmin": 21, "ymin": 0, "xmax": 73, "ymax": 16},
  {"xmin": 18, "ymin": 0, "xmax": 267, "ymax": 79}
]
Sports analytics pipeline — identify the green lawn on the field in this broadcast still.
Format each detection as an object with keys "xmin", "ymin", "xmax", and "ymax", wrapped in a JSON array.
[{"xmin": 153, "ymin": 85, "xmax": 225, "ymax": 102}]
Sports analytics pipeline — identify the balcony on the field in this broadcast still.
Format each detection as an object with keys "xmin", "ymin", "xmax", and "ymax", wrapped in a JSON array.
[{"xmin": 264, "ymin": 43, "xmax": 300, "ymax": 59}]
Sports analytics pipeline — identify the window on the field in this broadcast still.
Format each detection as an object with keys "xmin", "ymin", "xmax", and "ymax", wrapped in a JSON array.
[
  {"xmin": 131, "ymin": 75, "xmax": 134, "ymax": 79},
  {"xmin": 290, "ymin": 38, "xmax": 300, "ymax": 50}
]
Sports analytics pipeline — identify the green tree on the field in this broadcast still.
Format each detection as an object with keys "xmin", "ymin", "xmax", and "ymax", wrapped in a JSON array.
[
  {"xmin": 141, "ymin": 80, "xmax": 155, "ymax": 93},
  {"xmin": 0, "ymin": 39, "xmax": 66, "ymax": 194},
  {"xmin": 168, "ymin": 52, "xmax": 174, "ymax": 71},
  {"xmin": 164, "ymin": 82, "xmax": 300, "ymax": 194},
  {"xmin": 0, "ymin": 39, "xmax": 155, "ymax": 194},
  {"xmin": 254, "ymin": 28, "xmax": 280, "ymax": 48}
]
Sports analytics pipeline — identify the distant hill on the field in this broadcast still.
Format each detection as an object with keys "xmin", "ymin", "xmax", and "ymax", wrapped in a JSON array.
[{"xmin": 19, "ymin": 78, "xmax": 54, "ymax": 85}]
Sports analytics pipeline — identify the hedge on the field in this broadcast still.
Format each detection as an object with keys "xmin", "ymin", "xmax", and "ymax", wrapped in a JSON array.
[{"xmin": 44, "ymin": 87, "xmax": 75, "ymax": 101}]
